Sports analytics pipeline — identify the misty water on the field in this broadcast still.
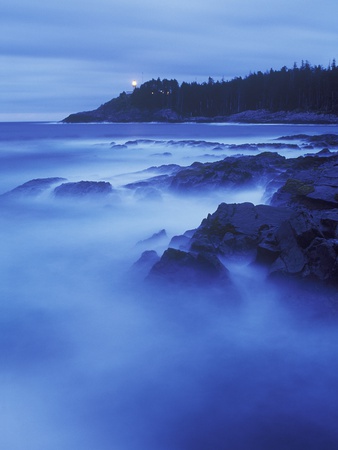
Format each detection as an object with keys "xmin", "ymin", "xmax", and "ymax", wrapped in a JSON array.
[{"xmin": 1, "ymin": 122, "xmax": 338, "ymax": 449}]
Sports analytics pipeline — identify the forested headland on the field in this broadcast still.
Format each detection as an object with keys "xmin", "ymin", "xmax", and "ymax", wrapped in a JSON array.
[{"xmin": 63, "ymin": 61, "xmax": 338, "ymax": 122}]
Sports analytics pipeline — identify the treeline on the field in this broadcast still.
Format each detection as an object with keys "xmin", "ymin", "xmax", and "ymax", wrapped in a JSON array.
[{"xmin": 128, "ymin": 61, "xmax": 338, "ymax": 117}]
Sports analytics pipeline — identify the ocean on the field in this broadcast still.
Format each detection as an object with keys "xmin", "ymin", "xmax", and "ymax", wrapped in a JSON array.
[{"xmin": 1, "ymin": 121, "xmax": 338, "ymax": 450}]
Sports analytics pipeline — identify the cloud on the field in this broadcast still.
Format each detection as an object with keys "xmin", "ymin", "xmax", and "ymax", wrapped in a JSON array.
[{"xmin": 1, "ymin": 0, "xmax": 338, "ymax": 119}]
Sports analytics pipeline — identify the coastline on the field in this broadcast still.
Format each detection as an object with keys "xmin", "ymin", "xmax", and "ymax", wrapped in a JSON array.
[{"xmin": 62, "ymin": 108, "xmax": 338, "ymax": 125}]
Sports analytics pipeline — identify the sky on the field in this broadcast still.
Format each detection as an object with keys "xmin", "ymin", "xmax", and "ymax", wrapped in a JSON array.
[{"xmin": 1, "ymin": 0, "xmax": 338, "ymax": 121}]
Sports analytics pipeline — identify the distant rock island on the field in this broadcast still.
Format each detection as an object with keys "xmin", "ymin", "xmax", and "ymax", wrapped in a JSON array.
[{"xmin": 63, "ymin": 61, "xmax": 338, "ymax": 123}]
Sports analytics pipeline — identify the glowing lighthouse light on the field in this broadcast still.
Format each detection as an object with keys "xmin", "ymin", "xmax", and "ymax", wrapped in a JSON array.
[{"xmin": 132, "ymin": 80, "xmax": 137, "ymax": 88}]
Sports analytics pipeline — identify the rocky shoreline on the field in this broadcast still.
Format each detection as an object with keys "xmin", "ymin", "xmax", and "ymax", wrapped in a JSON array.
[
  {"xmin": 2, "ymin": 133, "xmax": 338, "ymax": 307},
  {"xmin": 130, "ymin": 135, "xmax": 338, "ymax": 305},
  {"xmin": 63, "ymin": 107, "xmax": 338, "ymax": 124}
]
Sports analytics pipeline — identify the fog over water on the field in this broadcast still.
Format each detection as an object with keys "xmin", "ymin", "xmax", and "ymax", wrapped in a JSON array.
[{"xmin": 1, "ymin": 122, "xmax": 338, "ymax": 449}]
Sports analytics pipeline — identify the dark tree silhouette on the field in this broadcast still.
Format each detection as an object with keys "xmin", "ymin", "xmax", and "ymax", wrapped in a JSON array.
[{"xmin": 129, "ymin": 61, "xmax": 338, "ymax": 117}]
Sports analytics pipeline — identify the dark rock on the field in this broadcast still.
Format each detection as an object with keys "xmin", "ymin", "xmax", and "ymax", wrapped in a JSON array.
[
  {"xmin": 319, "ymin": 209, "xmax": 338, "ymax": 238},
  {"xmin": 159, "ymin": 201, "xmax": 338, "ymax": 285},
  {"xmin": 169, "ymin": 152, "xmax": 286, "ymax": 192},
  {"xmin": 256, "ymin": 240, "xmax": 281, "ymax": 265},
  {"xmin": 225, "ymin": 110, "xmax": 338, "ymax": 124},
  {"xmin": 273, "ymin": 222, "xmax": 307, "ymax": 275},
  {"xmin": 1, "ymin": 177, "xmax": 66, "ymax": 198},
  {"xmin": 169, "ymin": 229, "xmax": 196, "ymax": 251},
  {"xmin": 271, "ymin": 154, "xmax": 338, "ymax": 209},
  {"xmin": 306, "ymin": 134, "xmax": 338, "ymax": 148},
  {"xmin": 148, "ymin": 248, "xmax": 230, "ymax": 285},
  {"xmin": 117, "ymin": 140, "xmax": 337, "ymax": 201},
  {"xmin": 63, "ymin": 93, "xmax": 182, "ymax": 123},
  {"xmin": 268, "ymin": 211, "xmax": 336, "ymax": 282},
  {"xmin": 124, "ymin": 174, "xmax": 172, "ymax": 191},
  {"xmin": 111, "ymin": 144, "xmax": 128, "ymax": 149},
  {"xmin": 305, "ymin": 238, "xmax": 338, "ymax": 281},
  {"xmin": 54, "ymin": 181, "xmax": 114, "ymax": 197},
  {"xmin": 190, "ymin": 202, "xmax": 292, "ymax": 260},
  {"xmin": 126, "ymin": 134, "xmax": 338, "ymax": 289},
  {"xmin": 316, "ymin": 148, "xmax": 332, "ymax": 156},
  {"xmin": 288, "ymin": 210, "xmax": 323, "ymax": 248}
]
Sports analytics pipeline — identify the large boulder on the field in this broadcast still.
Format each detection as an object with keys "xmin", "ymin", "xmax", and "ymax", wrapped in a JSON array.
[
  {"xmin": 263, "ymin": 210, "xmax": 338, "ymax": 283},
  {"xmin": 165, "ymin": 202, "xmax": 338, "ymax": 285},
  {"xmin": 148, "ymin": 248, "xmax": 230, "ymax": 286},
  {"xmin": 190, "ymin": 202, "xmax": 292, "ymax": 260},
  {"xmin": 54, "ymin": 181, "xmax": 114, "ymax": 197}
]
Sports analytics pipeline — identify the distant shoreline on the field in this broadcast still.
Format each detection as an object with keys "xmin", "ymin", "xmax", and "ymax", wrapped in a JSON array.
[{"xmin": 62, "ymin": 108, "xmax": 338, "ymax": 125}]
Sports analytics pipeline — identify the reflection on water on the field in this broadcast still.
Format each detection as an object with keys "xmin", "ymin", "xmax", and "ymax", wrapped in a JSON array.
[{"xmin": 0, "ymin": 122, "xmax": 338, "ymax": 450}]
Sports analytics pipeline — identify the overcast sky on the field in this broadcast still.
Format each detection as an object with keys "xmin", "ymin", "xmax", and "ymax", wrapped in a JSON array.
[{"xmin": 1, "ymin": 0, "xmax": 338, "ymax": 121}]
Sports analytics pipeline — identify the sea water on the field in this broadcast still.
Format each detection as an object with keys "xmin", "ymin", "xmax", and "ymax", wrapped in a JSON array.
[{"xmin": 1, "ymin": 122, "xmax": 338, "ymax": 450}]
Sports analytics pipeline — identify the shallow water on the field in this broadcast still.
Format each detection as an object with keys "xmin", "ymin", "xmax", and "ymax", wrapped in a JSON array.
[{"xmin": 1, "ymin": 122, "xmax": 338, "ymax": 450}]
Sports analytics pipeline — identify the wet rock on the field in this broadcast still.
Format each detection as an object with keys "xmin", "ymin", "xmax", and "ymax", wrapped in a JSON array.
[
  {"xmin": 1, "ymin": 177, "xmax": 66, "ymax": 198},
  {"xmin": 305, "ymin": 238, "xmax": 338, "ymax": 281},
  {"xmin": 267, "ymin": 211, "xmax": 337, "ymax": 282},
  {"xmin": 169, "ymin": 152, "xmax": 286, "ymax": 192},
  {"xmin": 273, "ymin": 221, "xmax": 307, "ymax": 275},
  {"xmin": 190, "ymin": 202, "xmax": 292, "ymax": 260},
  {"xmin": 319, "ymin": 209, "xmax": 338, "ymax": 238},
  {"xmin": 148, "ymin": 248, "xmax": 230, "ymax": 285},
  {"xmin": 54, "ymin": 181, "xmax": 114, "ymax": 197},
  {"xmin": 271, "ymin": 155, "xmax": 338, "ymax": 210},
  {"xmin": 154, "ymin": 202, "xmax": 338, "ymax": 285},
  {"xmin": 169, "ymin": 229, "xmax": 196, "ymax": 251}
]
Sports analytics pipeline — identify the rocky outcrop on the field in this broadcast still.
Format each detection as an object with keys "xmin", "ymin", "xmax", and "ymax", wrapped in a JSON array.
[
  {"xmin": 271, "ymin": 153, "xmax": 338, "ymax": 209},
  {"xmin": 124, "ymin": 140, "xmax": 338, "ymax": 197},
  {"xmin": 190, "ymin": 202, "xmax": 292, "ymax": 260},
  {"xmin": 62, "ymin": 93, "xmax": 338, "ymax": 124},
  {"xmin": 148, "ymin": 248, "xmax": 230, "ymax": 286},
  {"xmin": 54, "ymin": 181, "xmax": 114, "ymax": 198},
  {"xmin": 169, "ymin": 152, "xmax": 286, "ymax": 192},
  {"xmin": 1, "ymin": 177, "xmax": 66, "ymax": 199},
  {"xmin": 133, "ymin": 137, "xmax": 338, "ymax": 289},
  {"xmin": 63, "ymin": 93, "xmax": 182, "ymax": 123},
  {"xmin": 146, "ymin": 203, "xmax": 338, "ymax": 287}
]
